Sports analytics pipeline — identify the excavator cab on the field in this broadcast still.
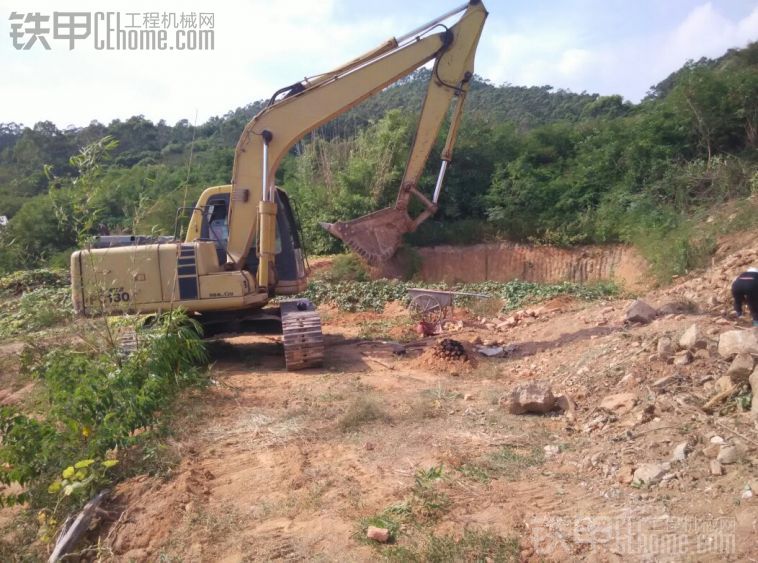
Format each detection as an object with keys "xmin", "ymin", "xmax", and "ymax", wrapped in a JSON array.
[{"xmin": 189, "ymin": 186, "xmax": 307, "ymax": 295}]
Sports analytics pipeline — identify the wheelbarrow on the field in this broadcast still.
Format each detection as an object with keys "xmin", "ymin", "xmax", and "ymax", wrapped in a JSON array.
[{"xmin": 406, "ymin": 288, "xmax": 489, "ymax": 323}]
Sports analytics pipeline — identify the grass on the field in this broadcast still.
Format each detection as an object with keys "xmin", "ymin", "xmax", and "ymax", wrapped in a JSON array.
[
  {"xmin": 337, "ymin": 397, "xmax": 388, "ymax": 432},
  {"xmin": 457, "ymin": 446, "xmax": 546, "ymax": 484},
  {"xmin": 382, "ymin": 529, "xmax": 520, "ymax": 562},
  {"xmin": 357, "ymin": 502, "xmax": 410, "ymax": 544}
]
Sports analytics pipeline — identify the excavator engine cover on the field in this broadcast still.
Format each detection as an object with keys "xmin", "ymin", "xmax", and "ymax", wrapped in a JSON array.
[{"xmin": 321, "ymin": 207, "xmax": 413, "ymax": 265}]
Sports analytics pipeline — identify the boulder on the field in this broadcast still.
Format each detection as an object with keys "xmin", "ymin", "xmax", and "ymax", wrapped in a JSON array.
[
  {"xmin": 726, "ymin": 353, "xmax": 754, "ymax": 385},
  {"xmin": 750, "ymin": 367, "xmax": 758, "ymax": 421},
  {"xmin": 501, "ymin": 381, "xmax": 555, "ymax": 415},
  {"xmin": 679, "ymin": 324, "xmax": 706, "ymax": 350},
  {"xmin": 718, "ymin": 329, "xmax": 758, "ymax": 358},
  {"xmin": 626, "ymin": 300, "xmax": 658, "ymax": 324}
]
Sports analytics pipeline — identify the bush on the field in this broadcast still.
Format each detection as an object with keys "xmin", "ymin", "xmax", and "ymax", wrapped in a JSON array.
[
  {"xmin": 323, "ymin": 254, "xmax": 369, "ymax": 282},
  {"xmin": 0, "ymin": 287, "xmax": 72, "ymax": 338},
  {"xmin": 0, "ymin": 311, "xmax": 208, "ymax": 511},
  {"xmin": 0, "ymin": 268, "xmax": 69, "ymax": 296},
  {"xmin": 300, "ymin": 279, "xmax": 618, "ymax": 313}
]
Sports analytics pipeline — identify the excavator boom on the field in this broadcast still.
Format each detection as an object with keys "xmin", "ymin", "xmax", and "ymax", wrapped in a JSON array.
[{"xmin": 227, "ymin": 1, "xmax": 487, "ymax": 277}]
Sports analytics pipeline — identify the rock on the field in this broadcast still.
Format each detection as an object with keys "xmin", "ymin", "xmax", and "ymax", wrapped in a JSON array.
[
  {"xmin": 554, "ymin": 394, "xmax": 577, "ymax": 421},
  {"xmin": 673, "ymin": 351, "xmax": 693, "ymax": 366},
  {"xmin": 751, "ymin": 367, "xmax": 758, "ymax": 421},
  {"xmin": 633, "ymin": 463, "xmax": 671, "ymax": 486},
  {"xmin": 599, "ymin": 392, "xmax": 637, "ymax": 414},
  {"xmin": 544, "ymin": 445, "xmax": 560, "ymax": 457},
  {"xmin": 726, "ymin": 353, "xmax": 754, "ymax": 385},
  {"xmin": 617, "ymin": 465, "xmax": 635, "ymax": 484},
  {"xmin": 718, "ymin": 329, "xmax": 758, "ymax": 358},
  {"xmin": 717, "ymin": 445, "xmax": 739, "ymax": 465},
  {"xmin": 476, "ymin": 345, "xmax": 505, "ymax": 357},
  {"xmin": 367, "ymin": 526, "xmax": 390, "ymax": 543},
  {"xmin": 672, "ymin": 442, "xmax": 691, "ymax": 462},
  {"xmin": 626, "ymin": 300, "xmax": 658, "ymax": 324},
  {"xmin": 710, "ymin": 460, "xmax": 724, "ymax": 476},
  {"xmin": 742, "ymin": 487, "xmax": 753, "ymax": 500},
  {"xmin": 703, "ymin": 443, "xmax": 721, "ymax": 458},
  {"xmin": 679, "ymin": 324, "xmax": 706, "ymax": 350},
  {"xmin": 657, "ymin": 337, "xmax": 675, "ymax": 359},
  {"xmin": 694, "ymin": 349, "xmax": 710, "ymax": 360},
  {"xmin": 652, "ymin": 375, "xmax": 677, "ymax": 390},
  {"xmin": 714, "ymin": 376, "xmax": 733, "ymax": 394},
  {"xmin": 710, "ymin": 435, "xmax": 725, "ymax": 444},
  {"xmin": 501, "ymin": 381, "xmax": 555, "ymax": 415}
]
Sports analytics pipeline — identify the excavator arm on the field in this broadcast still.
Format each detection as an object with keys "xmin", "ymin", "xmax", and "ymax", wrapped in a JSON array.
[{"xmin": 227, "ymin": 0, "xmax": 487, "ymax": 286}]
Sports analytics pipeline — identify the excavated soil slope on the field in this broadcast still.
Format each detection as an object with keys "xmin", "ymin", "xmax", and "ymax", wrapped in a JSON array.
[{"xmin": 383, "ymin": 242, "xmax": 650, "ymax": 290}]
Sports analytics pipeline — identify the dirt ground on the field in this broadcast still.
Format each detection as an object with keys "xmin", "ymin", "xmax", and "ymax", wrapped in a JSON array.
[
  {"xmin": 2, "ymin": 240, "xmax": 758, "ymax": 561},
  {"xmin": 92, "ymin": 248, "xmax": 758, "ymax": 561}
]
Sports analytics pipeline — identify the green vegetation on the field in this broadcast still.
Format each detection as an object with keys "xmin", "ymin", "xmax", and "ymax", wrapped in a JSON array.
[
  {"xmin": 457, "ymin": 446, "xmax": 546, "ymax": 484},
  {"xmin": 302, "ymin": 278, "xmax": 618, "ymax": 312},
  {"xmin": 358, "ymin": 464, "xmax": 519, "ymax": 561},
  {"xmin": 0, "ymin": 310, "xmax": 208, "ymax": 554},
  {"xmin": 0, "ymin": 287, "xmax": 71, "ymax": 338},
  {"xmin": 0, "ymin": 44, "xmax": 755, "ymax": 279}
]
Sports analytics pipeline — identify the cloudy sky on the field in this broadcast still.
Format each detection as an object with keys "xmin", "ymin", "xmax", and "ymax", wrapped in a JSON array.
[{"xmin": 1, "ymin": 0, "xmax": 756, "ymax": 128}]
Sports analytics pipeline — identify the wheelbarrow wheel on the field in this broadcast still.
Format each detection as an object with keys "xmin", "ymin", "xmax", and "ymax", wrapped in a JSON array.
[{"xmin": 409, "ymin": 294, "xmax": 444, "ymax": 323}]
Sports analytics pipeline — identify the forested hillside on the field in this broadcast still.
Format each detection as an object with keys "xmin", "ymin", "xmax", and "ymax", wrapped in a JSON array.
[{"xmin": 0, "ymin": 43, "xmax": 756, "ymax": 279}]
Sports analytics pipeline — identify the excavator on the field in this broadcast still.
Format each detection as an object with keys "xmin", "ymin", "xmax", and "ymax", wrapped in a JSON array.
[{"xmin": 70, "ymin": 1, "xmax": 488, "ymax": 369}]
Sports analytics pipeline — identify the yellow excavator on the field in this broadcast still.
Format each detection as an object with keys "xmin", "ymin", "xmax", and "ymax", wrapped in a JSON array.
[{"xmin": 71, "ymin": 1, "xmax": 487, "ymax": 369}]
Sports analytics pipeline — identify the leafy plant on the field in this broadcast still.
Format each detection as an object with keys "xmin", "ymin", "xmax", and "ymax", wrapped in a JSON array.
[{"xmin": 0, "ymin": 311, "xmax": 208, "ymax": 514}]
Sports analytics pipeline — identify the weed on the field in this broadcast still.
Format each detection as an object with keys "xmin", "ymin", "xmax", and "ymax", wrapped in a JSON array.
[
  {"xmin": 458, "ymin": 446, "xmax": 545, "ymax": 484},
  {"xmin": 338, "ymin": 397, "xmax": 388, "ymax": 432},
  {"xmin": 411, "ymin": 465, "xmax": 450, "ymax": 522},
  {"xmin": 357, "ymin": 502, "xmax": 410, "ymax": 544},
  {"xmin": 424, "ymin": 529, "xmax": 520, "ymax": 562},
  {"xmin": 457, "ymin": 463, "xmax": 491, "ymax": 483},
  {"xmin": 422, "ymin": 384, "xmax": 461, "ymax": 402},
  {"xmin": 0, "ymin": 287, "xmax": 72, "ymax": 339}
]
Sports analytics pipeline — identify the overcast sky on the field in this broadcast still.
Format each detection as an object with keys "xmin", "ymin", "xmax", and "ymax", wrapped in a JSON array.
[{"xmin": 1, "ymin": 0, "xmax": 756, "ymax": 128}]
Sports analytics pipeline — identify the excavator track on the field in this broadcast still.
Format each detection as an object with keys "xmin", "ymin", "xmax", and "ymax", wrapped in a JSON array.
[{"xmin": 280, "ymin": 299, "xmax": 324, "ymax": 370}]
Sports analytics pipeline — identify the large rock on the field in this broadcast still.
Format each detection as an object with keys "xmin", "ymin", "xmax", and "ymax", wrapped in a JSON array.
[
  {"xmin": 726, "ymin": 353, "xmax": 754, "ymax": 384},
  {"xmin": 632, "ymin": 462, "xmax": 670, "ymax": 486},
  {"xmin": 626, "ymin": 300, "xmax": 658, "ymax": 324},
  {"xmin": 599, "ymin": 392, "xmax": 637, "ymax": 414},
  {"xmin": 751, "ymin": 368, "xmax": 758, "ymax": 421},
  {"xmin": 501, "ymin": 381, "xmax": 555, "ymax": 414},
  {"xmin": 718, "ymin": 329, "xmax": 758, "ymax": 358},
  {"xmin": 679, "ymin": 324, "xmax": 706, "ymax": 350}
]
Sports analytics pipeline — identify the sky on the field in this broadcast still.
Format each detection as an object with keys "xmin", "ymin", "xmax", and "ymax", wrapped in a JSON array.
[{"xmin": 0, "ymin": 0, "xmax": 756, "ymax": 129}]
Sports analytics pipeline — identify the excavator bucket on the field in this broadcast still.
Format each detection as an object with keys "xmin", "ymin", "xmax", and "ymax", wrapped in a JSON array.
[{"xmin": 321, "ymin": 207, "xmax": 414, "ymax": 265}]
